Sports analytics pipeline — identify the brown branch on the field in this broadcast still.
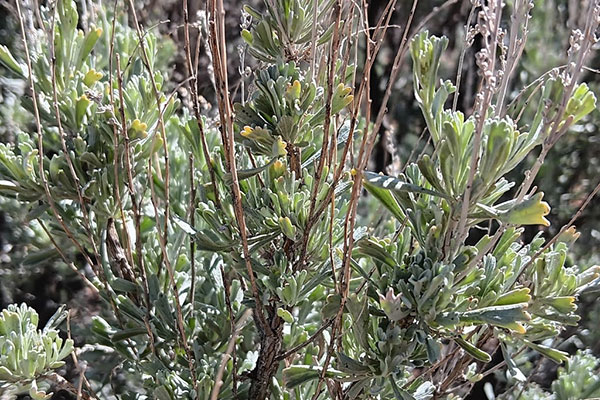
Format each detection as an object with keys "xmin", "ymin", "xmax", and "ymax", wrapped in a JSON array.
[
  {"xmin": 220, "ymin": 265, "xmax": 239, "ymax": 397},
  {"xmin": 126, "ymin": 0, "xmax": 196, "ymax": 387},
  {"xmin": 210, "ymin": 309, "xmax": 252, "ymax": 400},
  {"xmin": 182, "ymin": 0, "xmax": 222, "ymax": 209},
  {"xmin": 115, "ymin": 53, "xmax": 156, "ymax": 355},
  {"xmin": 296, "ymin": 0, "xmax": 399, "ymax": 272},
  {"xmin": 206, "ymin": 0, "xmax": 268, "ymax": 332},
  {"xmin": 277, "ymin": 318, "xmax": 335, "ymax": 361}
]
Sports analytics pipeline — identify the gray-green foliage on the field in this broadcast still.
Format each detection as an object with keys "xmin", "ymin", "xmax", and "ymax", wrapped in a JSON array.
[
  {"xmin": 342, "ymin": 31, "xmax": 599, "ymax": 397},
  {"xmin": 0, "ymin": 0, "xmax": 216, "ymax": 397},
  {"xmin": 0, "ymin": 0, "xmax": 355, "ymax": 397},
  {"xmin": 504, "ymin": 350, "xmax": 600, "ymax": 400},
  {"xmin": 0, "ymin": 304, "xmax": 73, "ymax": 400},
  {"xmin": 0, "ymin": 0, "xmax": 599, "ymax": 399},
  {"xmin": 241, "ymin": 0, "xmax": 336, "ymax": 62},
  {"xmin": 551, "ymin": 350, "xmax": 600, "ymax": 400}
]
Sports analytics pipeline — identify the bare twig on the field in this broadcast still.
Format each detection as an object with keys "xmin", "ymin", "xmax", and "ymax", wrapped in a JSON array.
[
  {"xmin": 496, "ymin": 0, "xmax": 533, "ymax": 115},
  {"xmin": 38, "ymin": 220, "xmax": 98, "ymax": 293},
  {"xmin": 210, "ymin": 310, "xmax": 252, "ymax": 400},
  {"xmin": 126, "ymin": 0, "xmax": 196, "ymax": 386},
  {"xmin": 309, "ymin": 0, "xmax": 319, "ymax": 80},
  {"xmin": 115, "ymin": 53, "xmax": 156, "ymax": 355},
  {"xmin": 455, "ymin": 0, "xmax": 503, "ymax": 249},
  {"xmin": 453, "ymin": 1, "xmax": 478, "ymax": 112},
  {"xmin": 182, "ymin": 0, "xmax": 222, "ymax": 209},
  {"xmin": 306, "ymin": 0, "xmax": 343, "ymax": 237},
  {"xmin": 297, "ymin": 0, "xmax": 399, "ymax": 272},
  {"xmin": 48, "ymin": 2, "xmax": 103, "ymax": 272},
  {"xmin": 207, "ymin": 0, "xmax": 268, "ymax": 333}
]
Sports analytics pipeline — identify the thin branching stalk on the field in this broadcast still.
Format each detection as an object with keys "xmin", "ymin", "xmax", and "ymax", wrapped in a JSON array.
[
  {"xmin": 516, "ymin": 1, "xmax": 600, "ymax": 201},
  {"xmin": 297, "ymin": 0, "xmax": 398, "ymax": 271},
  {"xmin": 183, "ymin": 0, "xmax": 222, "ymax": 209},
  {"xmin": 369, "ymin": 0, "xmax": 419, "ymax": 151},
  {"xmin": 206, "ymin": 0, "xmax": 269, "ymax": 332},
  {"xmin": 306, "ymin": 0, "xmax": 342, "ymax": 222},
  {"xmin": 455, "ymin": 0, "xmax": 503, "ymax": 248},
  {"xmin": 210, "ymin": 309, "xmax": 252, "ymax": 400},
  {"xmin": 312, "ymin": 0, "xmax": 394, "ymax": 395},
  {"xmin": 15, "ymin": 0, "xmax": 104, "ymax": 285},
  {"xmin": 496, "ymin": 0, "xmax": 533, "ymax": 115},
  {"xmin": 115, "ymin": 53, "xmax": 156, "ymax": 355},
  {"xmin": 453, "ymin": 1, "xmax": 478, "ymax": 112},
  {"xmin": 48, "ymin": 1, "xmax": 103, "ymax": 271},
  {"xmin": 188, "ymin": 154, "xmax": 197, "ymax": 308},
  {"xmin": 309, "ymin": 0, "xmax": 319, "ymax": 80}
]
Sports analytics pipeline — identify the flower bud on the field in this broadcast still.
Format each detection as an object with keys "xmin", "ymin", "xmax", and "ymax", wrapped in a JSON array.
[{"xmin": 83, "ymin": 69, "xmax": 103, "ymax": 86}]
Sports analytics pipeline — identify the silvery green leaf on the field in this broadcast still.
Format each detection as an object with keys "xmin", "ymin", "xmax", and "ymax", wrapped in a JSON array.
[
  {"xmin": 454, "ymin": 337, "xmax": 492, "ymax": 362},
  {"xmin": 282, "ymin": 365, "xmax": 347, "ymax": 388},
  {"xmin": 363, "ymin": 171, "xmax": 450, "ymax": 199}
]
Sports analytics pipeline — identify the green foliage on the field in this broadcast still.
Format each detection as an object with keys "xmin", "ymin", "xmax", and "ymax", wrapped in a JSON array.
[
  {"xmin": 241, "ymin": 0, "xmax": 335, "ymax": 62},
  {"xmin": 0, "ymin": 304, "xmax": 73, "ymax": 399},
  {"xmin": 0, "ymin": 0, "xmax": 598, "ymax": 399},
  {"xmin": 234, "ymin": 61, "xmax": 352, "ymax": 156},
  {"xmin": 0, "ymin": 3, "xmax": 174, "ymax": 211},
  {"xmin": 347, "ymin": 30, "xmax": 599, "ymax": 396},
  {"xmin": 505, "ymin": 350, "xmax": 600, "ymax": 400},
  {"xmin": 552, "ymin": 350, "xmax": 600, "ymax": 400}
]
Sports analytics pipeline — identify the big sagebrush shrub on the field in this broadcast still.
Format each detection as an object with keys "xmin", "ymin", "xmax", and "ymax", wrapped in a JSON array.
[{"xmin": 0, "ymin": 0, "xmax": 599, "ymax": 399}]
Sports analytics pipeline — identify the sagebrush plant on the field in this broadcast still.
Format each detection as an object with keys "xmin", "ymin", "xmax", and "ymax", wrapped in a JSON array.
[
  {"xmin": 0, "ymin": 0, "xmax": 599, "ymax": 399},
  {"xmin": 502, "ymin": 350, "xmax": 600, "ymax": 400},
  {"xmin": 0, "ymin": 304, "xmax": 73, "ymax": 399}
]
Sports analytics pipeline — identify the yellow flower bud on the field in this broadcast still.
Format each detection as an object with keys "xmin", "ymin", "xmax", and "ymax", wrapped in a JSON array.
[
  {"xmin": 502, "ymin": 192, "xmax": 550, "ymax": 227},
  {"xmin": 83, "ymin": 69, "xmax": 103, "ymax": 86},
  {"xmin": 241, "ymin": 126, "xmax": 254, "ymax": 137}
]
